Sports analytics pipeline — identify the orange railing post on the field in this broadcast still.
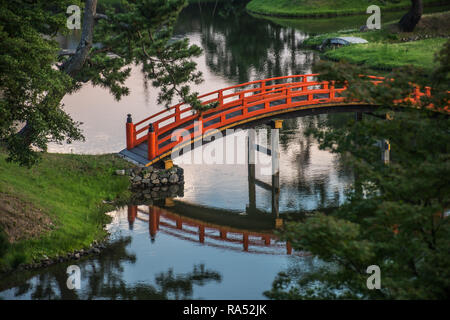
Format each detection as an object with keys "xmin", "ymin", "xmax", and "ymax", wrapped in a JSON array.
[
  {"xmin": 286, "ymin": 241, "xmax": 292, "ymax": 255},
  {"xmin": 260, "ymin": 80, "xmax": 266, "ymax": 94},
  {"xmin": 303, "ymin": 75, "xmax": 308, "ymax": 86},
  {"xmin": 323, "ymin": 81, "xmax": 329, "ymax": 102},
  {"xmin": 286, "ymin": 87, "xmax": 291, "ymax": 105},
  {"xmin": 148, "ymin": 123, "xmax": 157, "ymax": 160},
  {"xmin": 149, "ymin": 206, "xmax": 158, "ymax": 240},
  {"xmin": 199, "ymin": 225, "xmax": 205, "ymax": 243},
  {"xmin": 330, "ymin": 80, "xmax": 336, "ymax": 100},
  {"xmin": 243, "ymin": 233, "xmax": 249, "ymax": 251},
  {"xmin": 243, "ymin": 96, "xmax": 248, "ymax": 116},
  {"xmin": 127, "ymin": 205, "xmax": 137, "ymax": 229},
  {"xmin": 175, "ymin": 105, "xmax": 181, "ymax": 122},
  {"xmin": 126, "ymin": 114, "xmax": 135, "ymax": 150},
  {"xmin": 218, "ymin": 90, "xmax": 224, "ymax": 106},
  {"xmin": 414, "ymin": 86, "xmax": 422, "ymax": 103},
  {"xmin": 197, "ymin": 114, "xmax": 204, "ymax": 136}
]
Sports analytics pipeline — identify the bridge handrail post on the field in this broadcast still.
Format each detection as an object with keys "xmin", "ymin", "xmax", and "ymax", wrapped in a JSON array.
[
  {"xmin": 286, "ymin": 241, "xmax": 292, "ymax": 255},
  {"xmin": 176, "ymin": 217, "xmax": 182, "ymax": 229},
  {"xmin": 243, "ymin": 233, "xmax": 249, "ymax": 251},
  {"xmin": 175, "ymin": 105, "xmax": 181, "ymax": 122},
  {"xmin": 307, "ymin": 87, "xmax": 313, "ymax": 102},
  {"xmin": 285, "ymin": 86, "xmax": 291, "ymax": 104},
  {"xmin": 198, "ymin": 113, "xmax": 204, "ymax": 136},
  {"xmin": 260, "ymin": 80, "xmax": 266, "ymax": 94},
  {"xmin": 126, "ymin": 114, "xmax": 135, "ymax": 150},
  {"xmin": 243, "ymin": 95, "xmax": 248, "ymax": 116},
  {"xmin": 147, "ymin": 123, "xmax": 157, "ymax": 160},
  {"xmin": 199, "ymin": 225, "xmax": 205, "ymax": 243},
  {"xmin": 330, "ymin": 81, "xmax": 336, "ymax": 100},
  {"xmin": 218, "ymin": 90, "xmax": 224, "ymax": 106},
  {"xmin": 300, "ymin": 76, "xmax": 306, "ymax": 92},
  {"xmin": 414, "ymin": 86, "xmax": 421, "ymax": 103}
]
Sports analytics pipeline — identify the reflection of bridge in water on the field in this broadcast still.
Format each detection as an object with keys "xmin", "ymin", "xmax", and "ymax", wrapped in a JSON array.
[
  {"xmin": 127, "ymin": 205, "xmax": 300, "ymax": 256},
  {"xmin": 125, "ymin": 118, "xmax": 339, "ymax": 256}
]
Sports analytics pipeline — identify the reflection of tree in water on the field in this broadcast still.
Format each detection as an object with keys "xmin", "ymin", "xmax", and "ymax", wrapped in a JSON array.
[
  {"xmin": 16, "ymin": 238, "xmax": 135, "ymax": 300},
  {"xmin": 155, "ymin": 264, "xmax": 221, "ymax": 300},
  {"xmin": 175, "ymin": 3, "xmax": 317, "ymax": 83},
  {"xmin": 278, "ymin": 114, "xmax": 355, "ymax": 211},
  {"xmin": 309, "ymin": 112, "xmax": 357, "ymax": 185},
  {"xmin": 279, "ymin": 117, "xmax": 299, "ymax": 149},
  {"xmin": 6, "ymin": 238, "xmax": 221, "ymax": 300},
  {"xmin": 264, "ymin": 255, "xmax": 332, "ymax": 299}
]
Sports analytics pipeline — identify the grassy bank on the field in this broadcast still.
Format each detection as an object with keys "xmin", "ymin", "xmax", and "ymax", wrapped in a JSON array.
[
  {"xmin": 101, "ymin": 0, "xmax": 243, "ymax": 4},
  {"xmin": 302, "ymin": 11, "xmax": 450, "ymax": 71},
  {"xmin": 247, "ymin": 0, "xmax": 445, "ymax": 18},
  {"xmin": 188, "ymin": 0, "xmax": 242, "ymax": 3},
  {"xmin": 0, "ymin": 150, "xmax": 133, "ymax": 272},
  {"xmin": 324, "ymin": 38, "xmax": 446, "ymax": 70},
  {"xmin": 252, "ymin": 4, "xmax": 450, "ymax": 34}
]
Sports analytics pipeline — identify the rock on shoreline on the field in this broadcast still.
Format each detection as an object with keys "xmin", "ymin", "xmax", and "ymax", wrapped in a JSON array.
[
  {"xmin": 125, "ymin": 165, "xmax": 185, "ymax": 202},
  {"xmin": 17, "ymin": 240, "xmax": 108, "ymax": 271}
]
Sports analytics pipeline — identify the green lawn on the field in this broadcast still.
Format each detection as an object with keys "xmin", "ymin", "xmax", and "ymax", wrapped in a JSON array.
[
  {"xmin": 247, "ymin": 0, "xmax": 444, "ymax": 17},
  {"xmin": 0, "ymin": 151, "xmax": 133, "ymax": 272},
  {"xmin": 301, "ymin": 11, "xmax": 450, "ymax": 71},
  {"xmin": 323, "ymin": 38, "xmax": 446, "ymax": 70}
]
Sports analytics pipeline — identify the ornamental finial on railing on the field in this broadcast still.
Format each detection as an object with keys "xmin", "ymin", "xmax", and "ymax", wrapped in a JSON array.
[{"xmin": 126, "ymin": 114, "xmax": 135, "ymax": 150}]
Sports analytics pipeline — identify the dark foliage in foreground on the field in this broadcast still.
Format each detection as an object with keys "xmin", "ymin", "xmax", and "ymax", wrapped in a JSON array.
[{"xmin": 265, "ymin": 41, "xmax": 450, "ymax": 299}]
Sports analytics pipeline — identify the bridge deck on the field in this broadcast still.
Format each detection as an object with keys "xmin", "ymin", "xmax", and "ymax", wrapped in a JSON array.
[{"xmin": 120, "ymin": 143, "xmax": 150, "ymax": 165}]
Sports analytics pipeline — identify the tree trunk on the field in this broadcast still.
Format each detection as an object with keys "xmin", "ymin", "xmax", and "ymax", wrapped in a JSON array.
[
  {"xmin": 398, "ymin": 0, "xmax": 423, "ymax": 32},
  {"xmin": 19, "ymin": 1, "xmax": 98, "ymax": 143},
  {"xmin": 62, "ymin": 0, "xmax": 98, "ymax": 77}
]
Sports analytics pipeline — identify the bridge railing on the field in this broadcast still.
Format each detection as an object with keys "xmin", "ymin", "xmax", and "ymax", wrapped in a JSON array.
[
  {"xmin": 128, "ymin": 74, "xmax": 318, "ymax": 149},
  {"xmin": 125, "ymin": 74, "xmax": 444, "ymax": 163},
  {"xmin": 126, "ymin": 75, "xmax": 326, "ymax": 158}
]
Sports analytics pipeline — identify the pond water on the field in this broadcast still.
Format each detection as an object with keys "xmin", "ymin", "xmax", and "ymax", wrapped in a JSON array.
[{"xmin": 0, "ymin": 2, "xmax": 366, "ymax": 299}]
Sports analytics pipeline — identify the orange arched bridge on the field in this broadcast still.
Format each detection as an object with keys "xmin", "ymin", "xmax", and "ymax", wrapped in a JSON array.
[{"xmin": 120, "ymin": 74, "xmax": 444, "ymax": 166}]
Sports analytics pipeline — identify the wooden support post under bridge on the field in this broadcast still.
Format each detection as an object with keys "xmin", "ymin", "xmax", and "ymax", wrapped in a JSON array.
[{"xmin": 272, "ymin": 120, "xmax": 282, "ymax": 229}]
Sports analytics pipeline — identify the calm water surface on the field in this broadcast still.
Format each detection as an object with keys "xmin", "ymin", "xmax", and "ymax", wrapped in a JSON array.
[{"xmin": 1, "ymin": 3, "xmax": 359, "ymax": 299}]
